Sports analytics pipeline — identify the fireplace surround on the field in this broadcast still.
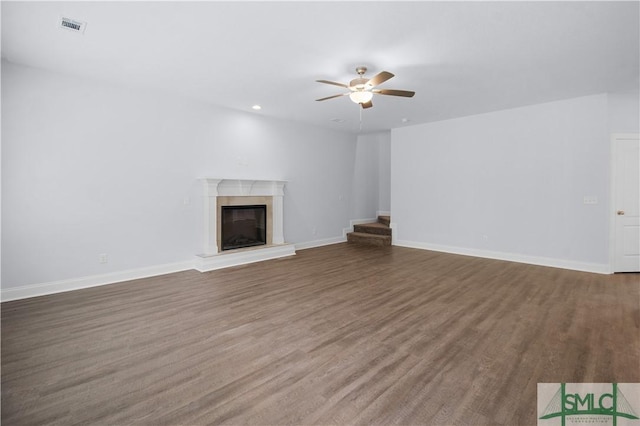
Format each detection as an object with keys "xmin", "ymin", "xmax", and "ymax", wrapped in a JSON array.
[{"xmin": 195, "ymin": 179, "xmax": 296, "ymax": 272}]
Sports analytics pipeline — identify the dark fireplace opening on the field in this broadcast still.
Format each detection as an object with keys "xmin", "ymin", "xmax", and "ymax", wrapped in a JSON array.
[{"xmin": 221, "ymin": 205, "xmax": 267, "ymax": 251}]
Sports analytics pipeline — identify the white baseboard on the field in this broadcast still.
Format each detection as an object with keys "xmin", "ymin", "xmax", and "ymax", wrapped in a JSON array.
[
  {"xmin": 394, "ymin": 239, "xmax": 611, "ymax": 275},
  {"xmin": 195, "ymin": 244, "xmax": 296, "ymax": 272},
  {"xmin": 3, "ymin": 244, "xmax": 299, "ymax": 301},
  {"xmin": 297, "ymin": 217, "xmax": 381, "ymax": 250},
  {"xmin": 19, "ymin": 230, "xmax": 600, "ymax": 302},
  {"xmin": 5, "ymin": 237, "xmax": 604, "ymax": 302},
  {"xmin": 390, "ymin": 222, "xmax": 398, "ymax": 245},
  {"xmin": 377, "ymin": 210, "xmax": 391, "ymax": 217},
  {"xmin": 1, "ymin": 260, "xmax": 195, "ymax": 302},
  {"xmin": 296, "ymin": 236, "xmax": 346, "ymax": 250}
]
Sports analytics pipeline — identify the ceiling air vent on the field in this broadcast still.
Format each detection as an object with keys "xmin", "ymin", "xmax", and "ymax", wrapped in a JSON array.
[{"xmin": 59, "ymin": 17, "xmax": 86, "ymax": 34}]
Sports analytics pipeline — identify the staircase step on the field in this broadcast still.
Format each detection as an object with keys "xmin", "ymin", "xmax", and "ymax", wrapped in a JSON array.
[
  {"xmin": 347, "ymin": 232, "xmax": 391, "ymax": 247},
  {"xmin": 353, "ymin": 222, "xmax": 392, "ymax": 236},
  {"xmin": 377, "ymin": 215, "xmax": 391, "ymax": 226}
]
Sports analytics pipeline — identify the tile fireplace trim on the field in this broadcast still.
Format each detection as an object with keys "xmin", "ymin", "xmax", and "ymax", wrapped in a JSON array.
[{"xmin": 195, "ymin": 178, "xmax": 295, "ymax": 272}]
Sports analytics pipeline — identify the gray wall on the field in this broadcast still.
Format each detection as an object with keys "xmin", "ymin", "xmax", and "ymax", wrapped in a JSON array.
[
  {"xmin": 391, "ymin": 93, "xmax": 638, "ymax": 271},
  {"xmin": 1, "ymin": 61, "xmax": 370, "ymax": 289},
  {"xmin": 351, "ymin": 131, "xmax": 391, "ymax": 219}
]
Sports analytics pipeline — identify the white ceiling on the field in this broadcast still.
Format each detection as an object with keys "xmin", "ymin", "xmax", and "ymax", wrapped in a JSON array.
[{"xmin": 2, "ymin": 1, "xmax": 639, "ymax": 134}]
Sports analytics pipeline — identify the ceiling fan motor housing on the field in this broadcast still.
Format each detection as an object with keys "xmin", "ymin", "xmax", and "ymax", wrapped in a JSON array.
[
  {"xmin": 350, "ymin": 66, "xmax": 370, "ymax": 91},
  {"xmin": 349, "ymin": 77, "xmax": 369, "ymax": 91}
]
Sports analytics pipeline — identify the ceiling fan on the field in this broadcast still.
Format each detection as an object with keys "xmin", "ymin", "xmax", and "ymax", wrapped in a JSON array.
[{"xmin": 316, "ymin": 66, "xmax": 415, "ymax": 109}]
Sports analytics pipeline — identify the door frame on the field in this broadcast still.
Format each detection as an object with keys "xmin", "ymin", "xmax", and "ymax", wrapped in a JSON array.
[{"xmin": 608, "ymin": 133, "xmax": 640, "ymax": 273}]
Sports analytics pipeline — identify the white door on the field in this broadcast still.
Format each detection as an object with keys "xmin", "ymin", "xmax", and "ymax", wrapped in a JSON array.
[{"xmin": 612, "ymin": 134, "xmax": 640, "ymax": 272}]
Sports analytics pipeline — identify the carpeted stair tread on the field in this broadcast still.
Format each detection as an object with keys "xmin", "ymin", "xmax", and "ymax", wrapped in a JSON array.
[
  {"xmin": 347, "ymin": 215, "xmax": 392, "ymax": 247},
  {"xmin": 347, "ymin": 232, "xmax": 391, "ymax": 246},
  {"xmin": 353, "ymin": 222, "xmax": 392, "ymax": 236},
  {"xmin": 378, "ymin": 216, "xmax": 391, "ymax": 226}
]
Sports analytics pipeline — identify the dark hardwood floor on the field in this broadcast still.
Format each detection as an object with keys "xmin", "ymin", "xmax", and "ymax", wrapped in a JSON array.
[{"xmin": 2, "ymin": 243, "xmax": 639, "ymax": 425}]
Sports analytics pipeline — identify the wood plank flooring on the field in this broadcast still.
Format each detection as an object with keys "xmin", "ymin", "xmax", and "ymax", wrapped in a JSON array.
[{"xmin": 2, "ymin": 243, "xmax": 639, "ymax": 425}]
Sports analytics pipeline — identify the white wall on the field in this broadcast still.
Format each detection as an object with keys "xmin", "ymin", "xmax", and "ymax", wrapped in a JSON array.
[
  {"xmin": 351, "ymin": 131, "xmax": 391, "ymax": 219},
  {"xmin": 391, "ymin": 94, "xmax": 617, "ymax": 272},
  {"xmin": 351, "ymin": 135, "xmax": 379, "ymax": 220},
  {"xmin": 377, "ymin": 132, "xmax": 391, "ymax": 214},
  {"xmin": 1, "ymin": 61, "xmax": 360, "ymax": 289},
  {"xmin": 608, "ymin": 84, "xmax": 640, "ymax": 133}
]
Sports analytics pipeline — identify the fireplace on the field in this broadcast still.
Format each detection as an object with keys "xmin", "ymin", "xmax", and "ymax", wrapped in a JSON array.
[
  {"xmin": 195, "ymin": 178, "xmax": 296, "ymax": 272},
  {"xmin": 221, "ymin": 205, "xmax": 267, "ymax": 251}
]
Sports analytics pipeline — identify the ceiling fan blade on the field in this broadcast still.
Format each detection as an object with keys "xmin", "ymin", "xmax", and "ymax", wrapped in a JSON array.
[
  {"xmin": 316, "ymin": 93, "xmax": 348, "ymax": 101},
  {"xmin": 361, "ymin": 100, "xmax": 373, "ymax": 109},
  {"xmin": 366, "ymin": 71, "xmax": 394, "ymax": 87},
  {"xmin": 373, "ymin": 89, "xmax": 415, "ymax": 98},
  {"xmin": 316, "ymin": 79, "xmax": 349, "ymax": 88}
]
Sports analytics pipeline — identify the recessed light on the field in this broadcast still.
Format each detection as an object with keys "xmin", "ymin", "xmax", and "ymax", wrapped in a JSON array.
[
  {"xmin": 330, "ymin": 118, "xmax": 345, "ymax": 123},
  {"xmin": 252, "ymin": 105, "xmax": 262, "ymax": 110},
  {"xmin": 401, "ymin": 118, "xmax": 411, "ymax": 123}
]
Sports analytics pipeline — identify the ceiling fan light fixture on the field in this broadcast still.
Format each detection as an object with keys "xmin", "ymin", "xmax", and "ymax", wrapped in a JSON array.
[
  {"xmin": 349, "ymin": 91, "xmax": 373, "ymax": 104},
  {"xmin": 316, "ymin": 67, "xmax": 414, "ymax": 108}
]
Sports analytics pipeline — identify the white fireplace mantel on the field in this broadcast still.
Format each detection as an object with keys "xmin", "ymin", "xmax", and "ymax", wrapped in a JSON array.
[
  {"xmin": 195, "ymin": 178, "xmax": 295, "ymax": 272},
  {"xmin": 202, "ymin": 178, "xmax": 286, "ymax": 198}
]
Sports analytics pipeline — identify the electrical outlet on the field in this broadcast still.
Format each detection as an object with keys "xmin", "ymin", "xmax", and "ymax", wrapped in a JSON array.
[
  {"xmin": 99, "ymin": 254, "xmax": 108, "ymax": 264},
  {"xmin": 583, "ymin": 195, "xmax": 598, "ymax": 205}
]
